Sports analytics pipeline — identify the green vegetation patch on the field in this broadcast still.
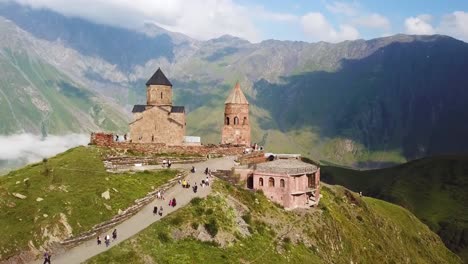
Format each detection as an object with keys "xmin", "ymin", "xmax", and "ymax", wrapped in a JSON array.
[
  {"xmin": 88, "ymin": 180, "xmax": 460, "ymax": 264},
  {"xmin": 0, "ymin": 146, "xmax": 177, "ymax": 260},
  {"xmin": 322, "ymin": 155, "xmax": 468, "ymax": 261}
]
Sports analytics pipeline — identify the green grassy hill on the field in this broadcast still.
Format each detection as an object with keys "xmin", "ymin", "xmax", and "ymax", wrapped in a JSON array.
[
  {"xmin": 87, "ymin": 181, "xmax": 460, "ymax": 264},
  {"xmin": 321, "ymin": 155, "xmax": 468, "ymax": 262},
  {"xmin": 0, "ymin": 146, "xmax": 176, "ymax": 261}
]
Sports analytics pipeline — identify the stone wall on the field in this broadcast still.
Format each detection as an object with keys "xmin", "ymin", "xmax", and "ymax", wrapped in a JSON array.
[
  {"xmin": 129, "ymin": 106, "xmax": 185, "ymax": 145},
  {"xmin": 90, "ymin": 135, "xmax": 245, "ymax": 156},
  {"xmin": 90, "ymin": 132, "xmax": 114, "ymax": 146}
]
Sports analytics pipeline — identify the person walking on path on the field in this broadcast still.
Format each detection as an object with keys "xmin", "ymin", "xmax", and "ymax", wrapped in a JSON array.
[
  {"xmin": 172, "ymin": 198, "xmax": 177, "ymax": 207},
  {"xmin": 112, "ymin": 229, "xmax": 117, "ymax": 240},
  {"xmin": 97, "ymin": 236, "xmax": 101, "ymax": 245},
  {"xmin": 153, "ymin": 206, "xmax": 158, "ymax": 215},
  {"xmin": 43, "ymin": 251, "xmax": 51, "ymax": 264},
  {"xmin": 105, "ymin": 235, "xmax": 110, "ymax": 247},
  {"xmin": 159, "ymin": 206, "xmax": 163, "ymax": 216}
]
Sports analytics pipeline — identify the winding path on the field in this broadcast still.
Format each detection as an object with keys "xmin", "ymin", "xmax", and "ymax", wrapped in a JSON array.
[{"xmin": 31, "ymin": 156, "xmax": 236, "ymax": 264}]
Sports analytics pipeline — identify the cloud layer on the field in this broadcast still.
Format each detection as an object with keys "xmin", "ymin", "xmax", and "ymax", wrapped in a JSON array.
[
  {"xmin": 10, "ymin": 0, "xmax": 260, "ymax": 41},
  {"xmin": 4, "ymin": 1, "xmax": 468, "ymax": 43},
  {"xmin": 0, "ymin": 134, "xmax": 89, "ymax": 168}
]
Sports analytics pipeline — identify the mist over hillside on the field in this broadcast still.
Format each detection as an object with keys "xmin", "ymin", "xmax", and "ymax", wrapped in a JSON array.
[{"xmin": 0, "ymin": 134, "xmax": 88, "ymax": 173}]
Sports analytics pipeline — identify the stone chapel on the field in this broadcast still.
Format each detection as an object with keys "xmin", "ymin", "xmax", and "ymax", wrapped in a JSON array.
[
  {"xmin": 221, "ymin": 82, "xmax": 251, "ymax": 146},
  {"xmin": 129, "ymin": 68, "xmax": 186, "ymax": 145}
]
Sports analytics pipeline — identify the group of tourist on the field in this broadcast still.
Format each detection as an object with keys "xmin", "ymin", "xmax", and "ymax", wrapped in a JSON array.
[
  {"xmin": 157, "ymin": 190, "xmax": 165, "ymax": 200},
  {"xmin": 96, "ymin": 229, "xmax": 118, "ymax": 248},
  {"xmin": 153, "ymin": 205, "xmax": 163, "ymax": 216},
  {"xmin": 114, "ymin": 134, "xmax": 128, "ymax": 142},
  {"xmin": 162, "ymin": 159, "xmax": 172, "ymax": 168},
  {"xmin": 181, "ymin": 179, "xmax": 190, "ymax": 188}
]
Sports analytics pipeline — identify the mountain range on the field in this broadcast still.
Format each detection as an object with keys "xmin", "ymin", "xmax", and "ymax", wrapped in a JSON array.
[{"xmin": 1, "ymin": 2, "xmax": 468, "ymax": 168}]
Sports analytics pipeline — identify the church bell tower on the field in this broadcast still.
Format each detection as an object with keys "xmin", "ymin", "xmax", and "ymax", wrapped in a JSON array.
[{"xmin": 221, "ymin": 82, "xmax": 251, "ymax": 146}]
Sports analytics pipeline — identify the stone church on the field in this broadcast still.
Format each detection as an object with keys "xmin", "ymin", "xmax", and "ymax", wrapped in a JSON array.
[
  {"xmin": 221, "ymin": 82, "xmax": 251, "ymax": 146},
  {"xmin": 129, "ymin": 68, "xmax": 186, "ymax": 145}
]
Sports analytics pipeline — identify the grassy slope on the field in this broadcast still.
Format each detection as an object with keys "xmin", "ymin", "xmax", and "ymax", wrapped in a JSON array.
[
  {"xmin": 88, "ymin": 181, "xmax": 460, "ymax": 264},
  {"xmin": 0, "ymin": 146, "xmax": 176, "ymax": 260},
  {"xmin": 321, "ymin": 155, "xmax": 468, "ymax": 262}
]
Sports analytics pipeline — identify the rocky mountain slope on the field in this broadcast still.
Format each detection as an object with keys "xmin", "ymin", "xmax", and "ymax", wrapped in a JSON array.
[
  {"xmin": 1, "ymin": 2, "xmax": 468, "ymax": 168},
  {"xmin": 87, "ymin": 180, "xmax": 461, "ymax": 263},
  {"xmin": 0, "ymin": 17, "xmax": 128, "ymax": 135},
  {"xmin": 321, "ymin": 155, "xmax": 468, "ymax": 262}
]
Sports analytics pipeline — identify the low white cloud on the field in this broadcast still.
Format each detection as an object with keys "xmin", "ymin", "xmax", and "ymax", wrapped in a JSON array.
[
  {"xmin": 325, "ymin": 1, "xmax": 359, "ymax": 16},
  {"xmin": 404, "ymin": 14, "xmax": 435, "ymax": 35},
  {"xmin": 353, "ymin": 13, "xmax": 391, "ymax": 30},
  {"xmin": 249, "ymin": 5, "xmax": 298, "ymax": 22},
  {"xmin": 9, "ymin": 0, "xmax": 261, "ymax": 42},
  {"xmin": 438, "ymin": 11, "xmax": 468, "ymax": 41},
  {"xmin": 301, "ymin": 12, "xmax": 359, "ymax": 43},
  {"xmin": 0, "ymin": 134, "xmax": 89, "ymax": 166},
  {"xmin": 404, "ymin": 12, "xmax": 468, "ymax": 42},
  {"xmin": 325, "ymin": 1, "xmax": 390, "ymax": 33}
]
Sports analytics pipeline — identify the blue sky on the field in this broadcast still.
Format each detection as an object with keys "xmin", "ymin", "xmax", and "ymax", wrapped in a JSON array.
[
  {"xmin": 243, "ymin": 0, "xmax": 468, "ymax": 42},
  {"xmin": 11, "ymin": 0, "xmax": 468, "ymax": 43}
]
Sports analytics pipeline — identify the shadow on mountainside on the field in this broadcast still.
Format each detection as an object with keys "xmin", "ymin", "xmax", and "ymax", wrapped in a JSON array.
[{"xmin": 253, "ymin": 37, "xmax": 468, "ymax": 164}]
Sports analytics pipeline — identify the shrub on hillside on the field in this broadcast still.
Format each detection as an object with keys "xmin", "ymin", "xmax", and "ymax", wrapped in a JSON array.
[{"xmin": 205, "ymin": 218, "xmax": 219, "ymax": 237}]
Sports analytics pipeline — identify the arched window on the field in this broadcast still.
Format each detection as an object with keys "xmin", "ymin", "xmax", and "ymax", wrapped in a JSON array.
[
  {"xmin": 243, "ymin": 117, "xmax": 247, "ymax": 125},
  {"xmin": 280, "ymin": 179, "xmax": 285, "ymax": 188},
  {"xmin": 234, "ymin": 116, "xmax": 239, "ymax": 125},
  {"xmin": 226, "ymin": 117, "xmax": 230, "ymax": 125},
  {"xmin": 161, "ymin": 92, "xmax": 163, "ymax": 99},
  {"xmin": 259, "ymin": 177, "xmax": 263, "ymax": 186},
  {"xmin": 269, "ymin": 177, "xmax": 275, "ymax": 187}
]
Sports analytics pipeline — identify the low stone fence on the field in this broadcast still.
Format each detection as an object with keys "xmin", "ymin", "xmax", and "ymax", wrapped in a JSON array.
[
  {"xmin": 103, "ymin": 156, "xmax": 207, "ymax": 171},
  {"xmin": 60, "ymin": 171, "xmax": 188, "ymax": 247}
]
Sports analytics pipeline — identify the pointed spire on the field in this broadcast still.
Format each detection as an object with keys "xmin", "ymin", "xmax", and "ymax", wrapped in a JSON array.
[
  {"xmin": 225, "ymin": 81, "xmax": 249, "ymax": 104},
  {"xmin": 146, "ymin": 67, "xmax": 172, "ymax": 86}
]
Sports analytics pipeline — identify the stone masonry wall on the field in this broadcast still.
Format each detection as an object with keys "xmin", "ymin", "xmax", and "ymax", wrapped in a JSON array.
[
  {"xmin": 129, "ymin": 106, "xmax": 185, "ymax": 145},
  {"xmin": 147, "ymin": 84, "xmax": 172, "ymax": 105},
  {"xmin": 222, "ymin": 104, "xmax": 251, "ymax": 146},
  {"xmin": 90, "ymin": 133, "xmax": 244, "ymax": 156}
]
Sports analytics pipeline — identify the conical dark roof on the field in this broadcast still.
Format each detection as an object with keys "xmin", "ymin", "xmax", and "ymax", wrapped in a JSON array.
[{"xmin": 146, "ymin": 68, "xmax": 172, "ymax": 86}]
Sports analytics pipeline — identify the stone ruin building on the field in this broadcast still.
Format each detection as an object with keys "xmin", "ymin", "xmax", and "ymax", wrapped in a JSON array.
[
  {"xmin": 233, "ymin": 154, "xmax": 321, "ymax": 209},
  {"xmin": 221, "ymin": 82, "xmax": 251, "ymax": 146},
  {"xmin": 253, "ymin": 158, "xmax": 321, "ymax": 209},
  {"xmin": 129, "ymin": 68, "xmax": 186, "ymax": 145}
]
